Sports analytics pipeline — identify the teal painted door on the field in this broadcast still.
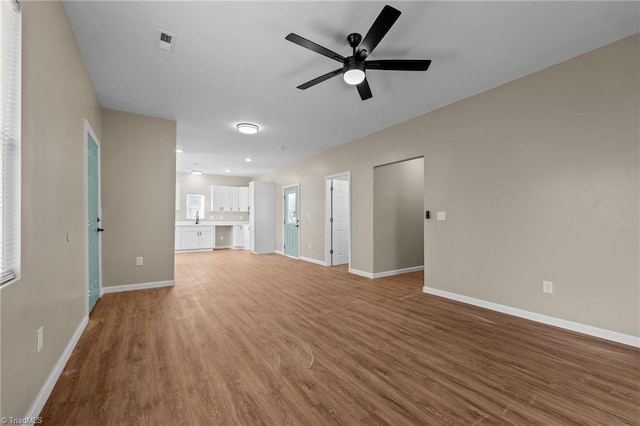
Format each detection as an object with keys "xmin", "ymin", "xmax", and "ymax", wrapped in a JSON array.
[
  {"xmin": 283, "ymin": 185, "xmax": 299, "ymax": 257},
  {"xmin": 87, "ymin": 134, "xmax": 100, "ymax": 312}
]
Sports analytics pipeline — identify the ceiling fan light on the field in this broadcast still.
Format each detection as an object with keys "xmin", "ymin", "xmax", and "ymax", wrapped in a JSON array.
[
  {"xmin": 237, "ymin": 123, "xmax": 259, "ymax": 134},
  {"xmin": 190, "ymin": 169, "xmax": 204, "ymax": 175},
  {"xmin": 343, "ymin": 69, "xmax": 365, "ymax": 86}
]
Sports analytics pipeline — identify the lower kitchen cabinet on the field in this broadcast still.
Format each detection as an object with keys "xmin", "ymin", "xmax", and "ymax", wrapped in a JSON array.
[{"xmin": 179, "ymin": 226, "xmax": 214, "ymax": 250}]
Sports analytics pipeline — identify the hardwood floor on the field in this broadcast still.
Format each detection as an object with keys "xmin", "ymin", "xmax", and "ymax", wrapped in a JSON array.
[{"xmin": 40, "ymin": 250, "xmax": 639, "ymax": 425}]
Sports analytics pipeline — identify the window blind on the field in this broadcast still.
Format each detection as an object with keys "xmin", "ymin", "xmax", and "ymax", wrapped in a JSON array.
[{"xmin": 0, "ymin": 0, "xmax": 21, "ymax": 286}]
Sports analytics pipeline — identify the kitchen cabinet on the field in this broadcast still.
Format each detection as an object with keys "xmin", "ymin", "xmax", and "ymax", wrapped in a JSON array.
[
  {"xmin": 233, "ymin": 225, "xmax": 243, "ymax": 247},
  {"xmin": 229, "ymin": 187, "xmax": 239, "ymax": 211},
  {"xmin": 211, "ymin": 185, "xmax": 230, "ymax": 212},
  {"xmin": 242, "ymin": 224, "xmax": 250, "ymax": 249},
  {"xmin": 211, "ymin": 185, "xmax": 250, "ymax": 212},
  {"xmin": 180, "ymin": 225, "xmax": 214, "ymax": 250},
  {"xmin": 238, "ymin": 187, "xmax": 249, "ymax": 212}
]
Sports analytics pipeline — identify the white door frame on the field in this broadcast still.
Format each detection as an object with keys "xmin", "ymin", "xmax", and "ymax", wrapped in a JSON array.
[
  {"xmin": 325, "ymin": 172, "xmax": 351, "ymax": 267},
  {"xmin": 84, "ymin": 119, "xmax": 102, "ymax": 316},
  {"xmin": 282, "ymin": 183, "xmax": 301, "ymax": 258}
]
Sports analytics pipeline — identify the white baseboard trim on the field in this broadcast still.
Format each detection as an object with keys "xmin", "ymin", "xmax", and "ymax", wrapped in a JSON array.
[
  {"xmin": 25, "ymin": 315, "xmax": 88, "ymax": 424},
  {"xmin": 275, "ymin": 250, "xmax": 284, "ymax": 255},
  {"xmin": 422, "ymin": 286, "xmax": 640, "ymax": 348},
  {"xmin": 373, "ymin": 265, "xmax": 424, "ymax": 279},
  {"xmin": 175, "ymin": 248, "xmax": 213, "ymax": 253},
  {"xmin": 300, "ymin": 256, "xmax": 327, "ymax": 266},
  {"xmin": 215, "ymin": 245, "xmax": 232, "ymax": 249},
  {"xmin": 349, "ymin": 268, "xmax": 374, "ymax": 279},
  {"xmin": 102, "ymin": 280, "xmax": 175, "ymax": 294}
]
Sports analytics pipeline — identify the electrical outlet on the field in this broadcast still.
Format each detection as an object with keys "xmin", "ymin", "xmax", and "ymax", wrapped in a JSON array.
[
  {"xmin": 220, "ymin": 235, "xmax": 224, "ymax": 240},
  {"xmin": 136, "ymin": 257, "xmax": 143, "ymax": 266},
  {"xmin": 308, "ymin": 243, "xmax": 312, "ymax": 249},
  {"xmin": 36, "ymin": 327, "xmax": 43, "ymax": 353},
  {"xmin": 543, "ymin": 280, "xmax": 554, "ymax": 294},
  {"xmin": 437, "ymin": 211, "xmax": 447, "ymax": 221}
]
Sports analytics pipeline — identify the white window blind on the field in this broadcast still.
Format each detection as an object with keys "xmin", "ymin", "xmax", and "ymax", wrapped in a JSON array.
[{"xmin": 0, "ymin": 0, "xmax": 21, "ymax": 286}]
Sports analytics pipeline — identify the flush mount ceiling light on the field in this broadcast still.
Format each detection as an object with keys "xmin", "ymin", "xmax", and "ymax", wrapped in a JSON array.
[
  {"xmin": 237, "ymin": 123, "xmax": 259, "ymax": 134},
  {"xmin": 190, "ymin": 169, "xmax": 203, "ymax": 175},
  {"xmin": 245, "ymin": 157, "xmax": 252, "ymax": 162},
  {"xmin": 176, "ymin": 149, "xmax": 183, "ymax": 153},
  {"xmin": 225, "ymin": 169, "xmax": 231, "ymax": 173}
]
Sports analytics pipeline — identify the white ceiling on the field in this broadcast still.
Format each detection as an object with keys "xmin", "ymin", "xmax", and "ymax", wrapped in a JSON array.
[{"xmin": 64, "ymin": 1, "xmax": 639, "ymax": 177}]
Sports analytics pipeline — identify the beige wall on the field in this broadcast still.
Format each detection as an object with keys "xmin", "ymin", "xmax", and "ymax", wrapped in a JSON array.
[
  {"xmin": 0, "ymin": 1, "xmax": 102, "ymax": 417},
  {"xmin": 176, "ymin": 172, "xmax": 250, "ymax": 222},
  {"xmin": 374, "ymin": 158, "xmax": 424, "ymax": 273},
  {"xmin": 101, "ymin": 109, "xmax": 176, "ymax": 287},
  {"xmin": 259, "ymin": 35, "xmax": 639, "ymax": 336}
]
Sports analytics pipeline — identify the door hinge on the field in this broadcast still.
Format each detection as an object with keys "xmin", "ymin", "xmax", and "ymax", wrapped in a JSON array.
[
  {"xmin": 330, "ymin": 218, "xmax": 333, "ymax": 223},
  {"xmin": 284, "ymin": 245, "xmax": 286, "ymax": 249},
  {"xmin": 330, "ymin": 250, "xmax": 333, "ymax": 254},
  {"xmin": 330, "ymin": 186, "xmax": 333, "ymax": 191}
]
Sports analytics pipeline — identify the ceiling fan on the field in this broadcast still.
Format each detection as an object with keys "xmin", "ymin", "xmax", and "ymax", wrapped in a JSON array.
[{"xmin": 286, "ymin": 4, "xmax": 431, "ymax": 101}]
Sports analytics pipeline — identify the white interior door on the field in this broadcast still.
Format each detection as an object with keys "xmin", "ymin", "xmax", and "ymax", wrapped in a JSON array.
[{"xmin": 332, "ymin": 179, "xmax": 350, "ymax": 265}]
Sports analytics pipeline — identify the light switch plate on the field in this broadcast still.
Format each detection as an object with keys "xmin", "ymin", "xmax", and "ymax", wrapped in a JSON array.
[
  {"xmin": 437, "ymin": 211, "xmax": 446, "ymax": 221},
  {"xmin": 543, "ymin": 280, "xmax": 554, "ymax": 294}
]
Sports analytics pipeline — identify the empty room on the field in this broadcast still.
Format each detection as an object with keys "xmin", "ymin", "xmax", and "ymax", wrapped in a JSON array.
[{"xmin": 0, "ymin": 1, "xmax": 638, "ymax": 425}]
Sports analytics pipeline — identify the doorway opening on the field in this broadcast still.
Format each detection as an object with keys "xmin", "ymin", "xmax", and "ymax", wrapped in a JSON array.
[
  {"xmin": 373, "ymin": 156, "xmax": 424, "ymax": 277},
  {"xmin": 325, "ymin": 172, "xmax": 351, "ymax": 267}
]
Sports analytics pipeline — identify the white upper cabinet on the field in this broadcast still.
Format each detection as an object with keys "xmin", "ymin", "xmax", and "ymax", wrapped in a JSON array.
[
  {"xmin": 229, "ymin": 187, "xmax": 239, "ymax": 211},
  {"xmin": 211, "ymin": 185, "xmax": 230, "ymax": 211},
  {"xmin": 238, "ymin": 187, "xmax": 249, "ymax": 212},
  {"xmin": 211, "ymin": 185, "xmax": 221, "ymax": 211},
  {"xmin": 211, "ymin": 185, "xmax": 250, "ymax": 212}
]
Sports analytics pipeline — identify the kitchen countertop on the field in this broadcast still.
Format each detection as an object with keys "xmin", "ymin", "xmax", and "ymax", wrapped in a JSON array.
[{"xmin": 176, "ymin": 221, "xmax": 249, "ymax": 226}]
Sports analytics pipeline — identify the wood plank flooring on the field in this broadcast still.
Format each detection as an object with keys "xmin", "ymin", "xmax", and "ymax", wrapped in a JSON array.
[{"xmin": 40, "ymin": 250, "xmax": 639, "ymax": 425}]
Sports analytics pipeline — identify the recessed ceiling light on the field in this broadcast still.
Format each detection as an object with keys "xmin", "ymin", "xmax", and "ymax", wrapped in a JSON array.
[
  {"xmin": 245, "ymin": 157, "xmax": 252, "ymax": 162},
  {"xmin": 190, "ymin": 169, "xmax": 203, "ymax": 175},
  {"xmin": 176, "ymin": 149, "xmax": 183, "ymax": 153},
  {"xmin": 225, "ymin": 169, "xmax": 231, "ymax": 173},
  {"xmin": 237, "ymin": 123, "xmax": 259, "ymax": 134}
]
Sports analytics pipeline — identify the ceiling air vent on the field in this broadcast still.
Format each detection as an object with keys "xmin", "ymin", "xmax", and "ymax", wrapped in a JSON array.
[{"xmin": 156, "ymin": 29, "xmax": 176, "ymax": 52}]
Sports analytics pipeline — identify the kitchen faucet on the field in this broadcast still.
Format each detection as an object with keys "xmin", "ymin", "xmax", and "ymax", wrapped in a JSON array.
[{"xmin": 195, "ymin": 210, "xmax": 200, "ymax": 224}]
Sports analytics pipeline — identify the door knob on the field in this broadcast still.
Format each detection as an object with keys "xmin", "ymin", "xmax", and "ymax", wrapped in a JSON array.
[{"xmin": 97, "ymin": 228, "xmax": 104, "ymax": 232}]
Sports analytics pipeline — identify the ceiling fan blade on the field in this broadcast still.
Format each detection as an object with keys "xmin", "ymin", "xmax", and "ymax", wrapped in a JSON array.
[
  {"xmin": 286, "ymin": 33, "xmax": 345, "ymax": 63},
  {"xmin": 365, "ymin": 59, "xmax": 431, "ymax": 71},
  {"xmin": 356, "ymin": 5, "xmax": 401, "ymax": 60},
  {"xmin": 297, "ymin": 68, "xmax": 343, "ymax": 90},
  {"xmin": 357, "ymin": 78, "xmax": 373, "ymax": 101}
]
